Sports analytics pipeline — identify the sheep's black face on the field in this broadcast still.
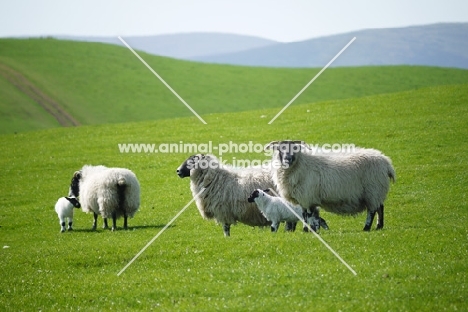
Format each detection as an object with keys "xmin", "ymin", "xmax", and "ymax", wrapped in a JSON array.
[
  {"xmin": 247, "ymin": 189, "xmax": 261, "ymax": 202},
  {"xmin": 66, "ymin": 196, "xmax": 81, "ymax": 208},
  {"xmin": 176, "ymin": 155, "xmax": 203, "ymax": 178},
  {"xmin": 69, "ymin": 171, "xmax": 81, "ymax": 197}
]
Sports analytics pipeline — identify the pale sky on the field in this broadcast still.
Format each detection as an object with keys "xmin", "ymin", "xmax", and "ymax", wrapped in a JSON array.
[{"xmin": 1, "ymin": 0, "xmax": 467, "ymax": 42}]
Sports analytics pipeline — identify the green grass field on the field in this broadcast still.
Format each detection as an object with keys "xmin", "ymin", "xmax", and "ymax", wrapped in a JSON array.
[
  {"xmin": 0, "ymin": 80, "xmax": 467, "ymax": 310},
  {"xmin": 1, "ymin": 38, "xmax": 468, "ymax": 134}
]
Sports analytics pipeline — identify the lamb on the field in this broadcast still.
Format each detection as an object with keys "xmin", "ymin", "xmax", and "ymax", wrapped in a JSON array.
[
  {"xmin": 176, "ymin": 154, "xmax": 301, "ymax": 236},
  {"xmin": 266, "ymin": 140, "xmax": 395, "ymax": 231},
  {"xmin": 54, "ymin": 196, "xmax": 81, "ymax": 232},
  {"xmin": 68, "ymin": 165, "xmax": 140, "ymax": 231}
]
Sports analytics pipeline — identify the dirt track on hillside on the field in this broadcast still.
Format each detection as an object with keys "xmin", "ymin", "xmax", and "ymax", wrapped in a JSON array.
[{"xmin": 0, "ymin": 62, "xmax": 80, "ymax": 127}]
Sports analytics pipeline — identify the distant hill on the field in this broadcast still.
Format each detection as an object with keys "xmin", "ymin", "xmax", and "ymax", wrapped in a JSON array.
[
  {"xmin": 189, "ymin": 23, "xmax": 468, "ymax": 69},
  {"xmin": 56, "ymin": 33, "xmax": 278, "ymax": 59}
]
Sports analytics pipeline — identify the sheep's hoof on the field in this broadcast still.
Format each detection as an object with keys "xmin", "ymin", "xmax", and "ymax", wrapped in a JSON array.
[
  {"xmin": 91, "ymin": 226, "xmax": 97, "ymax": 231},
  {"xmin": 111, "ymin": 227, "xmax": 116, "ymax": 232},
  {"xmin": 376, "ymin": 224, "xmax": 383, "ymax": 230},
  {"xmin": 60, "ymin": 229, "xmax": 65, "ymax": 233},
  {"xmin": 363, "ymin": 225, "xmax": 371, "ymax": 231}
]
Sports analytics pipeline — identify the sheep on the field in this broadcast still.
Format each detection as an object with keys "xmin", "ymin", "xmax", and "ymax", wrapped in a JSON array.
[
  {"xmin": 266, "ymin": 140, "xmax": 396, "ymax": 231},
  {"xmin": 68, "ymin": 165, "xmax": 140, "ymax": 231},
  {"xmin": 54, "ymin": 196, "xmax": 81, "ymax": 232},
  {"xmin": 248, "ymin": 188, "xmax": 329, "ymax": 232},
  {"xmin": 176, "ymin": 154, "xmax": 301, "ymax": 236}
]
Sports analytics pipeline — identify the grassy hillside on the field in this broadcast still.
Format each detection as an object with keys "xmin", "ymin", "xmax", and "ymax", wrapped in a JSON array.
[
  {"xmin": 0, "ymin": 83, "xmax": 467, "ymax": 310},
  {"xmin": 1, "ymin": 38, "xmax": 468, "ymax": 134}
]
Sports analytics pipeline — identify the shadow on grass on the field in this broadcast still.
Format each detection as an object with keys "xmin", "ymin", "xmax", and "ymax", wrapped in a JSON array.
[{"xmin": 71, "ymin": 224, "xmax": 174, "ymax": 233}]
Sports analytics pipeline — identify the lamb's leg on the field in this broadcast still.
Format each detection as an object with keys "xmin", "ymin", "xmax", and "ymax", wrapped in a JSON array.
[
  {"xmin": 376, "ymin": 204, "xmax": 384, "ymax": 230},
  {"xmin": 363, "ymin": 210, "xmax": 376, "ymax": 231},
  {"xmin": 285, "ymin": 221, "xmax": 297, "ymax": 232},
  {"xmin": 68, "ymin": 218, "xmax": 73, "ymax": 231},
  {"xmin": 111, "ymin": 211, "xmax": 117, "ymax": 231},
  {"xmin": 60, "ymin": 220, "xmax": 66, "ymax": 233},
  {"xmin": 271, "ymin": 222, "xmax": 279, "ymax": 232},
  {"xmin": 303, "ymin": 207, "xmax": 320, "ymax": 232},
  {"xmin": 103, "ymin": 218, "xmax": 109, "ymax": 229},
  {"xmin": 92, "ymin": 213, "xmax": 98, "ymax": 231},
  {"xmin": 223, "ymin": 223, "xmax": 231, "ymax": 237}
]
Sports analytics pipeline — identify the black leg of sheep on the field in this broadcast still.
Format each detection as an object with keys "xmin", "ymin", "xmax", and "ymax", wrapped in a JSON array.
[
  {"xmin": 376, "ymin": 204, "xmax": 384, "ymax": 230},
  {"xmin": 92, "ymin": 213, "xmax": 99, "ymax": 231},
  {"xmin": 223, "ymin": 224, "xmax": 231, "ymax": 237}
]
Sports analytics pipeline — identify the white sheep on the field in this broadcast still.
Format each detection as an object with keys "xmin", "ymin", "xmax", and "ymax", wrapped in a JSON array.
[
  {"xmin": 68, "ymin": 165, "xmax": 140, "ymax": 231},
  {"xmin": 266, "ymin": 140, "xmax": 395, "ymax": 231},
  {"xmin": 54, "ymin": 196, "xmax": 81, "ymax": 233},
  {"xmin": 248, "ymin": 188, "xmax": 329, "ymax": 232},
  {"xmin": 176, "ymin": 154, "xmax": 301, "ymax": 236}
]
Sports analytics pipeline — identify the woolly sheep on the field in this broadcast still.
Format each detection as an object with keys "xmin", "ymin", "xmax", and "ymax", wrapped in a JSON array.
[
  {"xmin": 266, "ymin": 141, "xmax": 396, "ymax": 231},
  {"xmin": 54, "ymin": 196, "xmax": 81, "ymax": 233},
  {"xmin": 248, "ymin": 188, "xmax": 329, "ymax": 232},
  {"xmin": 69, "ymin": 165, "xmax": 140, "ymax": 231},
  {"xmin": 176, "ymin": 154, "xmax": 300, "ymax": 236}
]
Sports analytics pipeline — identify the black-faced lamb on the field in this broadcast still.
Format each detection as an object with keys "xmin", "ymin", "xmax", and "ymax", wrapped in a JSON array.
[
  {"xmin": 266, "ymin": 140, "xmax": 395, "ymax": 231},
  {"xmin": 248, "ymin": 188, "xmax": 329, "ymax": 232},
  {"xmin": 68, "ymin": 165, "xmax": 140, "ymax": 231},
  {"xmin": 176, "ymin": 154, "xmax": 301, "ymax": 236},
  {"xmin": 54, "ymin": 196, "xmax": 81, "ymax": 232}
]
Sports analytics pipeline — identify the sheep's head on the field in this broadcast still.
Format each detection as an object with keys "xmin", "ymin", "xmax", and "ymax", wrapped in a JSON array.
[
  {"xmin": 65, "ymin": 196, "xmax": 81, "ymax": 208},
  {"xmin": 68, "ymin": 171, "xmax": 81, "ymax": 197},
  {"xmin": 247, "ymin": 189, "xmax": 270, "ymax": 202},
  {"xmin": 265, "ymin": 140, "xmax": 305, "ymax": 168},
  {"xmin": 176, "ymin": 154, "xmax": 205, "ymax": 178}
]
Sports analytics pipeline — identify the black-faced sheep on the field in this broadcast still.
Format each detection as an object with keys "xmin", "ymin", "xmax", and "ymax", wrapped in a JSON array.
[
  {"xmin": 69, "ymin": 165, "xmax": 140, "ymax": 231},
  {"xmin": 54, "ymin": 196, "xmax": 81, "ymax": 232},
  {"xmin": 266, "ymin": 141, "xmax": 395, "ymax": 231},
  {"xmin": 176, "ymin": 154, "xmax": 299, "ymax": 236}
]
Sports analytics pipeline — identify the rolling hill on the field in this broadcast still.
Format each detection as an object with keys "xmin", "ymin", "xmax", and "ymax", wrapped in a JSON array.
[
  {"xmin": 1, "ymin": 38, "xmax": 468, "ymax": 134},
  {"xmin": 0, "ymin": 83, "xmax": 467, "ymax": 310}
]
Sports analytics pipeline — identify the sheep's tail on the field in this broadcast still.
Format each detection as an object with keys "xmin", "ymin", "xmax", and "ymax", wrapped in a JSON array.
[
  {"xmin": 388, "ymin": 164, "xmax": 396, "ymax": 183},
  {"xmin": 117, "ymin": 178, "xmax": 127, "ymax": 210}
]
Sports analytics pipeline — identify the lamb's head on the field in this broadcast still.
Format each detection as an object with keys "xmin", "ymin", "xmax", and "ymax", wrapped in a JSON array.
[
  {"xmin": 68, "ymin": 170, "xmax": 82, "ymax": 197},
  {"xmin": 247, "ymin": 189, "xmax": 271, "ymax": 203},
  {"xmin": 176, "ymin": 154, "xmax": 208, "ymax": 178},
  {"xmin": 65, "ymin": 196, "xmax": 81, "ymax": 208},
  {"xmin": 265, "ymin": 140, "xmax": 305, "ymax": 168}
]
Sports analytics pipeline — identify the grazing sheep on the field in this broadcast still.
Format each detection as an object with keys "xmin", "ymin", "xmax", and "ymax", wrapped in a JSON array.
[
  {"xmin": 176, "ymin": 154, "xmax": 298, "ymax": 236},
  {"xmin": 54, "ymin": 196, "xmax": 81, "ymax": 233},
  {"xmin": 248, "ymin": 188, "xmax": 329, "ymax": 232},
  {"xmin": 266, "ymin": 140, "xmax": 395, "ymax": 231},
  {"xmin": 68, "ymin": 165, "xmax": 140, "ymax": 231}
]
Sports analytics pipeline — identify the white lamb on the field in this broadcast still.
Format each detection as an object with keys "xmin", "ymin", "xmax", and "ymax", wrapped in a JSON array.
[
  {"xmin": 266, "ymin": 140, "xmax": 395, "ymax": 232},
  {"xmin": 248, "ymin": 188, "xmax": 329, "ymax": 232},
  {"xmin": 68, "ymin": 165, "xmax": 140, "ymax": 231},
  {"xmin": 54, "ymin": 196, "xmax": 81, "ymax": 233}
]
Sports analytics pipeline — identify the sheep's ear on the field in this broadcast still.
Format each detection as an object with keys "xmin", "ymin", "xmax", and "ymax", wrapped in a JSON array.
[
  {"xmin": 264, "ymin": 141, "xmax": 279, "ymax": 151},
  {"xmin": 263, "ymin": 189, "xmax": 270, "ymax": 193},
  {"xmin": 73, "ymin": 171, "xmax": 81, "ymax": 179}
]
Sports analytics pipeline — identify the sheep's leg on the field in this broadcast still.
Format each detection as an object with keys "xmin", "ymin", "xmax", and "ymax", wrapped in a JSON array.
[
  {"xmin": 111, "ymin": 212, "xmax": 117, "ymax": 232},
  {"xmin": 285, "ymin": 221, "xmax": 297, "ymax": 232},
  {"xmin": 92, "ymin": 213, "xmax": 98, "ymax": 231},
  {"xmin": 271, "ymin": 222, "xmax": 279, "ymax": 232},
  {"xmin": 123, "ymin": 213, "xmax": 128, "ymax": 230},
  {"xmin": 68, "ymin": 218, "xmax": 73, "ymax": 231},
  {"xmin": 363, "ymin": 210, "xmax": 376, "ymax": 231},
  {"xmin": 223, "ymin": 223, "xmax": 231, "ymax": 237},
  {"xmin": 319, "ymin": 217, "xmax": 329, "ymax": 230},
  {"xmin": 376, "ymin": 204, "xmax": 384, "ymax": 230},
  {"xmin": 103, "ymin": 218, "xmax": 109, "ymax": 229},
  {"xmin": 60, "ymin": 220, "xmax": 66, "ymax": 233},
  {"xmin": 303, "ymin": 207, "xmax": 320, "ymax": 232}
]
